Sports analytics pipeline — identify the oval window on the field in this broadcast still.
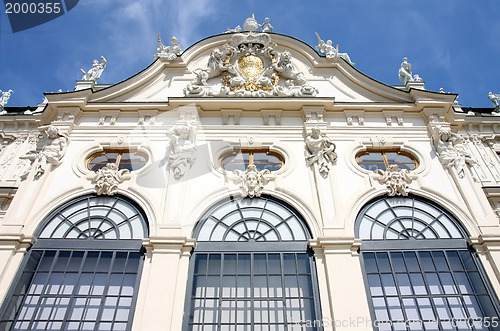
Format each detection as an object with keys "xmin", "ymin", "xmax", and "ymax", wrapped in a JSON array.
[
  {"xmin": 220, "ymin": 150, "xmax": 283, "ymax": 172},
  {"xmin": 87, "ymin": 150, "xmax": 148, "ymax": 172}
]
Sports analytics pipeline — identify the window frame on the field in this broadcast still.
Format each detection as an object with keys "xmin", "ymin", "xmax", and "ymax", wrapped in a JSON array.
[
  {"xmin": 220, "ymin": 149, "xmax": 284, "ymax": 172},
  {"xmin": 87, "ymin": 149, "xmax": 148, "ymax": 172},
  {"xmin": 183, "ymin": 196, "xmax": 323, "ymax": 331},
  {"xmin": 0, "ymin": 195, "xmax": 148, "ymax": 331},
  {"xmin": 356, "ymin": 149, "xmax": 418, "ymax": 172},
  {"xmin": 356, "ymin": 195, "xmax": 500, "ymax": 331}
]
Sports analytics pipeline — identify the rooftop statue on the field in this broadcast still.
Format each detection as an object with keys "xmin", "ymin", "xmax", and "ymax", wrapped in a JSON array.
[
  {"xmin": 226, "ymin": 25, "xmax": 242, "ymax": 33},
  {"xmin": 80, "ymin": 56, "xmax": 106, "ymax": 83},
  {"xmin": 398, "ymin": 57, "xmax": 423, "ymax": 85},
  {"xmin": 315, "ymin": 33, "xmax": 354, "ymax": 65},
  {"xmin": 488, "ymin": 92, "xmax": 500, "ymax": 114},
  {"xmin": 154, "ymin": 34, "xmax": 182, "ymax": 60},
  {"xmin": 260, "ymin": 17, "xmax": 273, "ymax": 33},
  {"xmin": 0, "ymin": 89, "xmax": 13, "ymax": 115}
]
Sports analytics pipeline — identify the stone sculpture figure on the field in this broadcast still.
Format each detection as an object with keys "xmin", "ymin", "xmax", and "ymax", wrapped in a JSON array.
[
  {"xmin": 155, "ymin": 34, "xmax": 182, "ymax": 60},
  {"xmin": 166, "ymin": 123, "xmax": 197, "ymax": 179},
  {"xmin": 80, "ymin": 56, "xmax": 107, "ymax": 83},
  {"xmin": 432, "ymin": 126, "xmax": 475, "ymax": 178},
  {"xmin": 0, "ymin": 90, "xmax": 13, "ymax": 115},
  {"xmin": 93, "ymin": 163, "xmax": 129, "ymax": 195},
  {"xmin": 488, "ymin": 92, "xmax": 500, "ymax": 113},
  {"xmin": 233, "ymin": 164, "xmax": 273, "ymax": 198},
  {"xmin": 374, "ymin": 164, "xmax": 413, "ymax": 196},
  {"xmin": 305, "ymin": 127, "xmax": 337, "ymax": 178},
  {"xmin": 226, "ymin": 25, "xmax": 242, "ymax": 33},
  {"xmin": 260, "ymin": 17, "xmax": 273, "ymax": 32},
  {"xmin": 398, "ymin": 57, "xmax": 423, "ymax": 85},
  {"xmin": 398, "ymin": 57, "xmax": 413, "ymax": 85},
  {"xmin": 315, "ymin": 33, "xmax": 354, "ymax": 65},
  {"xmin": 22, "ymin": 126, "xmax": 69, "ymax": 179}
]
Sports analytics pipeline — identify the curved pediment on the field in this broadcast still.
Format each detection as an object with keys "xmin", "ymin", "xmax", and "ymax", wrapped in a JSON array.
[{"xmin": 74, "ymin": 30, "xmax": 435, "ymax": 105}]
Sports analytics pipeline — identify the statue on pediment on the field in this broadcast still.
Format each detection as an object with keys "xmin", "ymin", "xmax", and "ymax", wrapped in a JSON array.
[
  {"xmin": 315, "ymin": 33, "xmax": 354, "ymax": 65},
  {"xmin": 80, "ymin": 56, "xmax": 106, "ymax": 83},
  {"xmin": 155, "ymin": 34, "xmax": 182, "ymax": 60}
]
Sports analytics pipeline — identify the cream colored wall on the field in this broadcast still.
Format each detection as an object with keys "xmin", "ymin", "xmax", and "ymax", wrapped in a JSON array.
[{"xmin": 0, "ymin": 101, "xmax": 499, "ymax": 330}]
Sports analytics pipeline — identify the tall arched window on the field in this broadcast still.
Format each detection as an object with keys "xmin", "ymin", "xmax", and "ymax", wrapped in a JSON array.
[
  {"xmin": 356, "ymin": 195, "xmax": 500, "ymax": 330},
  {"xmin": 184, "ymin": 196, "xmax": 322, "ymax": 330},
  {"xmin": 0, "ymin": 195, "xmax": 149, "ymax": 331}
]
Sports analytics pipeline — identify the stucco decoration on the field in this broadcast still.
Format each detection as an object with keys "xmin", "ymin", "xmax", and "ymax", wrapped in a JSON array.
[
  {"xmin": 315, "ymin": 33, "xmax": 354, "ymax": 65},
  {"xmin": 80, "ymin": 56, "xmax": 106, "ymax": 83},
  {"xmin": 232, "ymin": 164, "xmax": 274, "ymax": 198},
  {"xmin": 154, "ymin": 34, "xmax": 182, "ymax": 60},
  {"xmin": 21, "ymin": 126, "xmax": 69, "ymax": 179},
  {"xmin": 92, "ymin": 163, "xmax": 130, "ymax": 196},
  {"xmin": 488, "ymin": 92, "xmax": 500, "ymax": 115},
  {"xmin": 0, "ymin": 90, "xmax": 13, "ymax": 115},
  {"xmin": 398, "ymin": 57, "xmax": 423, "ymax": 85},
  {"xmin": 304, "ymin": 127, "xmax": 337, "ymax": 178},
  {"xmin": 166, "ymin": 122, "xmax": 197, "ymax": 179},
  {"xmin": 374, "ymin": 165, "xmax": 414, "ymax": 196},
  {"xmin": 184, "ymin": 32, "xmax": 318, "ymax": 98},
  {"xmin": 432, "ymin": 126, "xmax": 476, "ymax": 179}
]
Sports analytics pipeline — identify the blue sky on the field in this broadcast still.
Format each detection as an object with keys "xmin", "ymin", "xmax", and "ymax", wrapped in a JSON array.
[{"xmin": 1, "ymin": 0, "xmax": 499, "ymax": 108}]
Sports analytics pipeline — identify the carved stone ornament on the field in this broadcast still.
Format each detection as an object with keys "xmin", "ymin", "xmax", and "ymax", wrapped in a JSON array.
[
  {"xmin": 184, "ymin": 32, "xmax": 318, "ymax": 98},
  {"xmin": 304, "ymin": 127, "xmax": 337, "ymax": 178},
  {"xmin": 374, "ymin": 165, "xmax": 414, "ymax": 196},
  {"xmin": 92, "ymin": 163, "xmax": 129, "ymax": 195},
  {"xmin": 232, "ymin": 164, "xmax": 274, "ymax": 198},
  {"xmin": 432, "ymin": 126, "xmax": 476, "ymax": 179},
  {"xmin": 20, "ymin": 126, "xmax": 69, "ymax": 179},
  {"xmin": 166, "ymin": 122, "xmax": 197, "ymax": 179},
  {"xmin": 154, "ymin": 34, "xmax": 182, "ymax": 60}
]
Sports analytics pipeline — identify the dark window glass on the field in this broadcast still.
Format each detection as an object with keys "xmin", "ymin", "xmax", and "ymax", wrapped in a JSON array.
[
  {"xmin": 0, "ymin": 195, "xmax": 148, "ymax": 331},
  {"xmin": 88, "ymin": 150, "xmax": 147, "ymax": 172},
  {"xmin": 221, "ymin": 150, "xmax": 283, "ymax": 172},
  {"xmin": 356, "ymin": 150, "xmax": 417, "ymax": 172}
]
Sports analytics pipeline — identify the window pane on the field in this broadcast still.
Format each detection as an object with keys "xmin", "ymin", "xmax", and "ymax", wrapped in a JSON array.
[
  {"xmin": 1, "ymin": 250, "xmax": 142, "ymax": 330},
  {"xmin": 188, "ymin": 252, "xmax": 318, "ymax": 329}
]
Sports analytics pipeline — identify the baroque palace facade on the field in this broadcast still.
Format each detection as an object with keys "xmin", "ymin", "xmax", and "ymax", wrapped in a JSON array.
[{"xmin": 0, "ymin": 16, "xmax": 500, "ymax": 331}]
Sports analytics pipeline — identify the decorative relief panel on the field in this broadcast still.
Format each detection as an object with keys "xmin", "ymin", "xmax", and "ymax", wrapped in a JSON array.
[{"xmin": 184, "ymin": 32, "xmax": 317, "ymax": 97}]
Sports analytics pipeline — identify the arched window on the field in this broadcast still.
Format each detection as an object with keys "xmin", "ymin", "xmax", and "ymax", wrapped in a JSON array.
[
  {"xmin": 356, "ymin": 195, "xmax": 500, "ymax": 330},
  {"xmin": 0, "ymin": 195, "xmax": 149, "ymax": 331},
  {"xmin": 184, "ymin": 196, "xmax": 322, "ymax": 330}
]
